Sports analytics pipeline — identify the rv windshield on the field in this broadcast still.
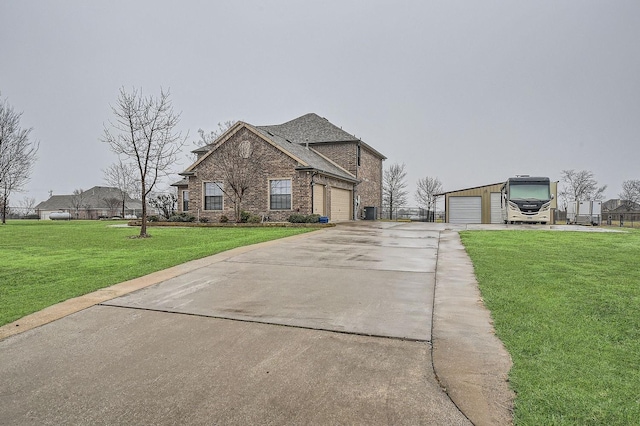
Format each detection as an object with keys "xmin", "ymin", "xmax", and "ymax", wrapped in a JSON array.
[{"xmin": 509, "ymin": 183, "xmax": 550, "ymax": 201}]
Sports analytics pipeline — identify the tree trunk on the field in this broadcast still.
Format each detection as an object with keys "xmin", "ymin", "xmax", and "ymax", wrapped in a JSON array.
[{"xmin": 140, "ymin": 181, "xmax": 148, "ymax": 237}]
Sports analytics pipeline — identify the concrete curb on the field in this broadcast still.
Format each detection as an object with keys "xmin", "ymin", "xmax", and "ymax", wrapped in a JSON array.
[{"xmin": 432, "ymin": 230, "xmax": 515, "ymax": 426}]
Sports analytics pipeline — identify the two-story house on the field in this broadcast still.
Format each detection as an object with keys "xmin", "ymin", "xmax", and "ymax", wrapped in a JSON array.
[{"xmin": 173, "ymin": 113, "xmax": 385, "ymax": 222}]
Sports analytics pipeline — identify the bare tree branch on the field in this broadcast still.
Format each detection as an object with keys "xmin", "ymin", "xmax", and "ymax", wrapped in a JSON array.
[
  {"xmin": 619, "ymin": 179, "xmax": 640, "ymax": 211},
  {"xmin": 415, "ymin": 176, "xmax": 443, "ymax": 221},
  {"xmin": 214, "ymin": 137, "xmax": 264, "ymax": 222},
  {"xmin": 559, "ymin": 169, "xmax": 607, "ymax": 206},
  {"xmin": 103, "ymin": 160, "xmax": 139, "ymax": 218},
  {"xmin": 102, "ymin": 87, "xmax": 187, "ymax": 237},
  {"xmin": 0, "ymin": 94, "xmax": 39, "ymax": 224},
  {"xmin": 383, "ymin": 163, "xmax": 408, "ymax": 219}
]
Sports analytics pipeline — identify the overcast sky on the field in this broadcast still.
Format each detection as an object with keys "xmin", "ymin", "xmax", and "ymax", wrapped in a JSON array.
[{"xmin": 1, "ymin": 0, "xmax": 639, "ymax": 206}]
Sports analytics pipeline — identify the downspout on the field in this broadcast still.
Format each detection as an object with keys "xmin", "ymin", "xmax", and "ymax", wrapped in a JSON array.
[{"xmin": 310, "ymin": 171, "xmax": 318, "ymax": 215}]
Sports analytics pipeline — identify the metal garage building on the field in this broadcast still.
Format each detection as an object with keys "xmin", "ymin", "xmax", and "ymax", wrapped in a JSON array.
[{"xmin": 440, "ymin": 181, "xmax": 558, "ymax": 224}]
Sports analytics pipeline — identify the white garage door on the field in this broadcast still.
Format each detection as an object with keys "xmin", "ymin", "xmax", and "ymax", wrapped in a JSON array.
[
  {"xmin": 331, "ymin": 188, "xmax": 352, "ymax": 221},
  {"xmin": 313, "ymin": 184, "xmax": 326, "ymax": 215},
  {"xmin": 490, "ymin": 192, "xmax": 503, "ymax": 224},
  {"xmin": 449, "ymin": 196, "xmax": 482, "ymax": 224}
]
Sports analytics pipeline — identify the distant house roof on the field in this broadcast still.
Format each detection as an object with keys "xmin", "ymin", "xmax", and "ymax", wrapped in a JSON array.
[{"xmin": 35, "ymin": 186, "xmax": 143, "ymax": 211}]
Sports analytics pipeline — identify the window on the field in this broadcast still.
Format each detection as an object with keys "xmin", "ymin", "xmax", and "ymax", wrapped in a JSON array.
[
  {"xmin": 270, "ymin": 179, "xmax": 291, "ymax": 210},
  {"xmin": 182, "ymin": 190, "xmax": 189, "ymax": 211},
  {"xmin": 204, "ymin": 182, "xmax": 223, "ymax": 210}
]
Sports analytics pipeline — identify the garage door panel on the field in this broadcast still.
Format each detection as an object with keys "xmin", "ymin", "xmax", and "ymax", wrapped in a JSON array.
[
  {"xmin": 313, "ymin": 184, "xmax": 326, "ymax": 215},
  {"xmin": 331, "ymin": 188, "xmax": 351, "ymax": 221},
  {"xmin": 490, "ymin": 192, "xmax": 502, "ymax": 224},
  {"xmin": 449, "ymin": 197, "xmax": 481, "ymax": 224}
]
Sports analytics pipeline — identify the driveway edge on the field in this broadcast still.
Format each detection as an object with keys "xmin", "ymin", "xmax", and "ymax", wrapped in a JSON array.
[
  {"xmin": 0, "ymin": 231, "xmax": 320, "ymax": 341},
  {"xmin": 432, "ymin": 230, "xmax": 515, "ymax": 426}
]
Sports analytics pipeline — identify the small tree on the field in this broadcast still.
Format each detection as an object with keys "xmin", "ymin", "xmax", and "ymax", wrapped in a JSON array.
[
  {"xmin": 415, "ymin": 176, "xmax": 443, "ymax": 222},
  {"xmin": 0, "ymin": 94, "xmax": 39, "ymax": 224},
  {"xmin": 102, "ymin": 87, "xmax": 187, "ymax": 237},
  {"xmin": 191, "ymin": 121, "xmax": 236, "ymax": 161},
  {"xmin": 214, "ymin": 136, "xmax": 264, "ymax": 222},
  {"xmin": 70, "ymin": 188, "xmax": 86, "ymax": 219},
  {"xmin": 149, "ymin": 193, "xmax": 177, "ymax": 220},
  {"xmin": 619, "ymin": 179, "xmax": 640, "ymax": 211},
  {"xmin": 103, "ymin": 197, "xmax": 122, "ymax": 217},
  {"xmin": 559, "ymin": 169, "xmax": 607, "ymax": 206},
  {"xmin": 19, "ymin": 196, "xmax": 36, "ymax": 217},
  {"xmin": 383, "ymin": 163, "xmax": 408, "ymax": 220},
  {"xmin": 103, "ymin": 160, "xmax": 139, "ymax": 218}
]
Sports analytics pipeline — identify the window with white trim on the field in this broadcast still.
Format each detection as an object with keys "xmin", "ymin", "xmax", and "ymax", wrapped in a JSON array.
[
  {"xmin": 182, "ymin": 190, "xmax": 189, "ymax": 211},
  {"xmin": 204, "ymin": 182, "xmax": 223, "ymax": 210},
  {"xmin": 270, "ymin": 179, "xmax": 291, "ymax": 210}
]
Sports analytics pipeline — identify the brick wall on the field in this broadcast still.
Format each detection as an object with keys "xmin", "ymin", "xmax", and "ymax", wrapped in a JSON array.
[
  {"xmin": 182, "ymin": 128, "xmax": 316, "ymax": 222},
  {"xmin": 311, "ymin": 142, "xmax": 383, "ymax": 219}
]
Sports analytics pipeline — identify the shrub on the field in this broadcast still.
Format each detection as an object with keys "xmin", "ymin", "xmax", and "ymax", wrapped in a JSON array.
[
  {"xmin": 168, "ymin": 213, "xmax": 195, "ymax": 222},
  {"xmin": 219, "ymin": 215, "xmax": 229, "ymax": 223},
  {"xmin": 247, "ymin": 214, "xmax": 262, "ymax": 223},
  {"xmin": 287, "ymin": 214, "xmax": 321, "ymax": 223},
  {"xmin": 147, "ymin": 215, "xmax": 160, "ymax": 222},
  {"xmin": 199, "ymin": 217, "xmax": 209, "ymax": 223},
  {"xmin": 240, "ymin": 210, "xmax": 251, "ymax": 223}
]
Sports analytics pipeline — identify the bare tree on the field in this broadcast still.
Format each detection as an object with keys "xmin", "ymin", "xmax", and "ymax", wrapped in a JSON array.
[
  {"xmin": 103, "ymin": 160, "xmax": 139, "ymax": 218},
  {"xmin": 149, "ymin": 193, "xmax": 177, "ymax": 220},
  {"xmin": 103, "ymin": 197, "xmax": 122, "ymax": 217},
  {"xmin": 19, "ymin": 196, "xmax": 36, "ymax": 217},
  {"xmin": 102, "ymin": 87, "xmax": 187, "ymax": 237},
  {"xmin": 559, "ymin": 169, "xmax": 607, "ymax": 206},
  {"xmin": 619, "ymin": 179, "xmax": 640, "ymax": 210},
  {"xmin": 383, "ymin": 162, "xmax": 408, "ymax": 220},
  {"xmin": 0, "ymin": 94, "xmax": 39, "ymax": 224},
  {"xmin": 415, "ymin": 176, "xmax": 443, "ymax": 222},
  {"xmin": 214, "ymin": 137, "xmax": 264, "ymax": 222},
  {"xmin": 191, "ymin": 121, "xmax": 236, "ymax": 161},
  {"xmin": 70, "ymin": 188, "xmax": 86, "ymax": 219}
]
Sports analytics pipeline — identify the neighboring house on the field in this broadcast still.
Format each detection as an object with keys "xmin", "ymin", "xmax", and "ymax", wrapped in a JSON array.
[
  {"xmin": 35, "ymin": 186, "xmax": 144, "ymax": 220},
  {"xmin": 602, "ymin": 198, "xmax": 640, "ymax": 222},
  {"xmin": 173, "ymin": 113, "xmax": 386, "ymax": 222}
]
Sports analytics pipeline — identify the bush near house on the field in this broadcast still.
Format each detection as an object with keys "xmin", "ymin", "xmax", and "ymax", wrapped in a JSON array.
[{"xmin": 288, "ymin": 214, "xmax": 321, "ymax": 223}]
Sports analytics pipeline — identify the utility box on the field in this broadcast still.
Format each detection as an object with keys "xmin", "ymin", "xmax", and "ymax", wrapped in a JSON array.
[{"xmin": 364, "ymin": 206, "xmax": 377, "ymax": 220}]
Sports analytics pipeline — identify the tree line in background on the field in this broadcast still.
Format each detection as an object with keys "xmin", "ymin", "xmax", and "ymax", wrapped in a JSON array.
[{"xmin": 5, "ymin": 85, "xmax": 640, "ymax": 226}]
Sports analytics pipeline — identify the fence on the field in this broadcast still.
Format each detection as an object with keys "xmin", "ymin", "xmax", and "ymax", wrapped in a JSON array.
[
  {"xmin": 2, "ymin": 206, "xmax": 40, "ymax": 219},
  {"xmin": 380, "ymin": 206, "xmax": 442, "ymax": 222}
]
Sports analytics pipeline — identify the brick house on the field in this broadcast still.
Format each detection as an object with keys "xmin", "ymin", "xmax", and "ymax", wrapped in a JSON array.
[{"xmin": 173, "ymin": 113, "xmax": 385, "ymax": 222}]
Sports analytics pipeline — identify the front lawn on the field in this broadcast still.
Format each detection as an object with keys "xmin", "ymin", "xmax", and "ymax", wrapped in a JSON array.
[
  {"xmin": 0, "ymin": 221, "xmax": 313, "ymax": 326},
  {"xmin": 460, "ymin": 230, "xmax": 640, "ymax": 425}
]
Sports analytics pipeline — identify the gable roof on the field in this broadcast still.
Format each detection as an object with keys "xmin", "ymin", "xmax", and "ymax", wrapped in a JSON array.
[
  {"xmin": 258, "ymin": 113, "xmax": 386, "ymax": 159},
  {"xmin": 35, "ymin": 186, "xmax": 143, "ymax": 211},
  {"xmin": 181, "ymin": 121, "xmax": 358, "ymax": 183}
]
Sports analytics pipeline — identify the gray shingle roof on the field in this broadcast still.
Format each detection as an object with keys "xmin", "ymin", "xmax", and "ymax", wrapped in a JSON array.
[
  {"xmin": 35, "ymin": 186, "xmax": 143, "ymax": 211},
  {"xmin": 253, "ymin": 127, "xmax": 357, "ymax": 182},
  {"xmin": 257, "ymin": 113, "xmax": 359, "ymax": 144}
]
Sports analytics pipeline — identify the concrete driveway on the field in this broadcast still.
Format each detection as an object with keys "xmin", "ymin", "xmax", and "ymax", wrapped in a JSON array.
[{"xmin": 0, "ymin": 222, "xmax": 514, "ymax": 425}]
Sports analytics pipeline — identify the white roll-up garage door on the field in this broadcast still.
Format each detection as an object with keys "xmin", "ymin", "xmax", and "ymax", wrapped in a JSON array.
[
  {"xmin": 331, "ymin": 188, "xmax": 352, "ymax": 221},
  {"xmin": 449, "ymin": 196, "xmax": 482, "ymax": 224},
  {"xmin": 490, "ymin": 192, "xmax": 503, "ymax": 224}
]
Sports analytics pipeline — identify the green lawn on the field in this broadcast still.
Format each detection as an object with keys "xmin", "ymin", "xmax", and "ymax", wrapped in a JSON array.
[
  {"xmin": 460, "ymin": 230, "xmax": 640, "ymax": 425},
  {"xmin": 0, "ymin": 220, "xmax": 313, "ymax": 326}
]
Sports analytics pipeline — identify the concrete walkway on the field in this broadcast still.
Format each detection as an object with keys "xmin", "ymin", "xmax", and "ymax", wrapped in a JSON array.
[{"xmin": 0, "ymin": 222, "xmax": 517, "ymax": 425}]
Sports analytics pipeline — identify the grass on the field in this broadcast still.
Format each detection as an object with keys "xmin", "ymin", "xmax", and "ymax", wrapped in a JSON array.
[
  {"xmin": 0, "ymin": 220, "xmax": 313, "ymax": 327},
  {"xmin": 459, "ymin": 230, "xmax": 640, "ymax": 425}
]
